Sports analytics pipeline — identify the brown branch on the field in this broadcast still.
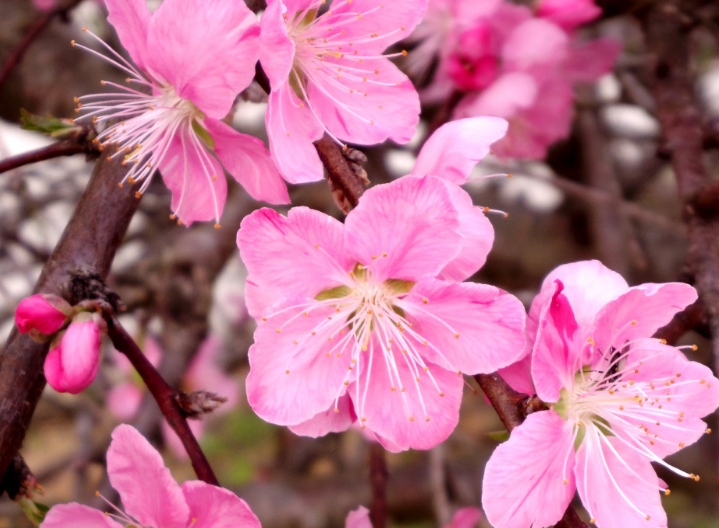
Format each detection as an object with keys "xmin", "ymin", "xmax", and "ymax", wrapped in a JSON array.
[
  {"xmin": 0, "ymin": 455, "xmax": 37, "ymax": 501},
  {"xmin": 0, "ymin": 0, "xmax": 84, "ymax": 88},
  {"xmin": 642, "ymin": 1, "xmax": 719, "ymax": 377},
  {"xmin": 0, "ymin": 141, "xmax": 95, "ymax": 175},
  {"xmin": 106, "ymin": 317, "xmax": 219, "ymax": 485},
  {"xmin": 474, "ymin": 374, "xmax": 587, "ymax": 528},
  {"xmin": 369, "ymin": 443, "xmax": 388, "ymax": 528},
  {"xmin": 0, "ymin": 156, "xmax": 138, "ymax": 488}
]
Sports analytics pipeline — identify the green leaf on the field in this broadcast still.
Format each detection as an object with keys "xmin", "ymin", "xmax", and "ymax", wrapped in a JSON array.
[
  {"xmin": 20, "ymin": 109, "xmax": 81, "ymax": 138},
  {"xmin": 18, "ymin": 498, "xmax": 49, "ymax": 526}
]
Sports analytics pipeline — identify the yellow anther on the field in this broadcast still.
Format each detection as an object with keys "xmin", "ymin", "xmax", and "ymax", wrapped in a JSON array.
[
  {"xmin": 214, "ymin": 223, "xmax": 221, "ymax": 229},
  {"xmin": 439, "ymin": 392, "xmax": 445, "ymax": 397},
  {"xmin": 425, "ymin": 416, "xmax": 431, "ymax": 422},
  {"xmin": 409, "ymin": 416, "xmax": 414, "ymax": 422},
  {"xmin": 563, "ymin": 479, "xmax": 568, "ymax": 485},
  {"xmin": 402, "ymin": 50, "xmax": 408, "ymax": 56},
  {"xmin": 276, "ymin": 328, "xmax": 282, "ymax": 333},
  {"xmin": 285, "ymin": 370, "xmax": 290, "ymax": 374}
]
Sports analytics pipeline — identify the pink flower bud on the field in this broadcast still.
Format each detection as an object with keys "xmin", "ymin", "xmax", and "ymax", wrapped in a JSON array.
[
  {"xmin": 15, "ymin": 294, "xmax": 72, "ymax": 338},
  {"xmin": 44, "ymin": 314, "xmax": 104, "ymax": 394},
  {"xmin": 536, "ymin": 0, "xmax": 602, "ymax": 31}
]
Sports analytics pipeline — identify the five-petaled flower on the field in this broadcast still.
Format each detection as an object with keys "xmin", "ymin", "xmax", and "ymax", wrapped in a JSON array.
[
  {"xmin": 483, "ymin": 261, "xmax": 719, "ymax": 528},
  {"xmin": 259, "ymin": 0, "xmax": 425, "ymax": 184},
  {"xmin": 72, "ymin": 0, "xmax": 288, "ymax": 227},
  {"xmin": 238, "ymin": 117, "xmax": 526, "ymax": 452},
  {"xmin": 41, "ymin": 424, "xmax": 261, "ymax": 528}
]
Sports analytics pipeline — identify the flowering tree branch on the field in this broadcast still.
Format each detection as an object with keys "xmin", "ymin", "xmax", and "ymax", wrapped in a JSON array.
[
  {"xmin": 105, "ymin": 316, "xmax": 219, "ymax": 485},
  {"xmin": 0, "ymin": 0, "xmax": 84, "ymax": 88},
  {"xmin": 369, "ymin": 443, "xmax": 388, "ymax": 528},
  {"xmin": 0, "ymin": 140, "xmax": 97, "ymax": 176},
  {"xmin": 0, "ymin": 156, "xmax": 138, "ymax": 488}
]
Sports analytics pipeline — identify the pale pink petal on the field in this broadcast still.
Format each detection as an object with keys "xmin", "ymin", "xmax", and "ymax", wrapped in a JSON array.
[
  {"xmin": 185, "ymin": 335, "xmax": 240, "ymax": 410},
  {"xmin": 501, "ymin": 18, "xmax": 568, "ymax": 78},
  {"xmin": 106, "ymin": 425, "xmax": 189, "ymax": 528},
  {"xmin": 146, "ymin": 0, "xmax": 260, "ymax": 118},
  {"xmin": 575, "ymin": 432, "xmax": 667, "ymax": 528},
  {"xmin": 498, "ymin": 354, "xmax": 535, "ymax": 396},
  {"xmin": 244, "ymin": 279, "xmax": 279, "ymax": 320},
  {"xmin": 350, "ymin": 342, "xmax": 463, "ymax": 452},
  {"xmin": 162, "ymin": 419, "xmax": 205, "ymax": 460},
  {"xmin": 266, "ymin": 82, "xmax": 325, "ymax": 184},
  {"xmin": 289, "ymin": 393, "xmax": 356, "ymax": 437},
  {"xmin": 454, "ymin": 72, "xmax": 537, "ymax": 121},
  {"xmin": 398, "ymin": 279, "xmax": 526, "ymax": 375},
  {"xmin": 237, "ymin": 207, "xmax": 354, "ymax": 317},
  {"xmin": 444, "ymin": 507, "xmax": 482, "ymax": 528},
  {"xmin": 182, "ymin": 480, "xmax": 261, "ymax": 528},
  {"xmin": 564, "ymin": 38, "xmax": 621, "ymax": 83},
  {"xmin": 203, "ymin": 118, "xmax": 290, "ymax": 205},
  {"xmin": 105, "ymin": 0, "xmax": 151, "ymax": 71},
  {"xmin": 247, "ymin": 298, "xmax": 355, "ymax": 426},
  {"xmin": 536, "ymin": 0, "xmax": 602, "ymax": 31},
  {"xmin": 325, "ymin": 0, "xmax": 428, "ymax": 55},
  {"xmin": 344, "ymin": 176, "xmax": 462, "ymax": 283},
  {"xmin": 482, "ymin": 411, "xmax": 576, "ymax": 528},
  {"xmin": 592, "ymin": 283, "xmax": 698, "ymax": 363},
  {"xmin": 59, "ymin": 319, "xmax": 101, "ymax": 394},
  {"xmin": 345, "ymin": 506, "xmax": 373, "ymax": 528},
  {"xmin": 411, "ymin": 118, "xmax": 508, "ymax": 184},
  {"xmin": 15, "ymin": 293, "xmax": 71, "ymax": 336},
  {"xmin": 41, "ymin": 503, "xmax": 125, "ymax": 528},
  {"xmin": 107, "ymin": 383, "xmax": 143, "ymax": 421},
  {"xmin": 158, "ymin": 128, "xmax": 228, "ymax": 227},
  {"xmin": 44, "ymin": 343, "xmax": 69, "ymax": 393},
  {"xmin": 307, "ymin": 57, "xmax": 420, "ymax": 146},
  {"xmin": 259, "ymin": 0, "xmax": 296, "ymax": 88},
  {"xmin": 531, "ymin": 281, "xmax": 583, "ymax": 403},
  {"xmin": 437, "ymin": 183, "xmax": 494, "ymax": 281}
]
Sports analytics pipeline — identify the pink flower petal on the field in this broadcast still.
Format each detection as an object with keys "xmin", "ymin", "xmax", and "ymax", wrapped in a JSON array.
[
  {"xmin": 531, "ymin": 281, "xmax": 582, "ymax": 403},
  {"xmin": 146, "ymin": 0, "xmax": 260, "ymax": 118},
  {"xmin": 266, "ymin": 82, "xmax": 325, "ymax": 184},
  {"xmin": 398, "ymin": 279, "xmax": 526, "ymax": 375},
  {"xmin": 501, "ymin": 18, "xmax": 568, "ymax": 79},
  {"xmin": 411, "ymin": 118, "xmax": 508, "ymax": 184},
  {"xmin": 344, "ymin": 176, "xmax": 462, "ymax": 283},
  {"xmin": 106, "ymin": 425, "xmax": 189, "ymax": 528},
  {"xmin": 443, "ymin": 507, "xmax": 482, "ymax": 528},
  {"xmin": 247, "ymin": 298, "xmax": 356, "ymax": 426},
  {"xmin": 105, "ymin": 0, "xmax": 151, "ymax": 71},
  {"xmin": 237, "ymin": 207, "xmax": 354, "ymax": 318},
  {"xmin": 455, "ymin": 72, "xmax": 537, "ymax": 121},
  {"xmin": 44, "ymin": 343, "xmax": 69, "ymax": 393},
  {"xmin": 498, "ymin": 354, "xmax": 535, "ymax": 396},
  {"xmin": 482, "ymin": 411, "xmax": 576, "ymax": 528},
  {"xmin": 259, "ymin": 0, "xmax": 295, "ymax": 88},
  {"xmin": 536, "ymin": 0, "xmax": 602, "ymax": 31},
  {"xmin": 15, "ymin": 293, "xmax": 70, "ymax": 336},
  {"xmin": 289, "ymin": 393, "xmax": 357, "ymax": 437},
  {"xmin": 307, "ymin": 57, "xmax": 420, "ymax": 146},
  {"xmin": 349, "ymin": 340, "xmax": 463, "ymax": 452},
  {"xmin": 592, "ymin": 283, "xmax": 698, "ymax": 365},
  {"xmin": 42, "ymin": 503, "xmax": 125, "ymax": 528},
  {"xmin": 203, "ymin": 118, "xmax": 290, "ymax": 205},
  {"xmin": 345, "ymin": 506, "xmax": 373, "ymax": 528},
  {"xmin": 182, "ymin": 480, "xmax": 261, "ymax": 528},
  {"xmin": 159, "ymin": 128, "xmax": 228, "ymax": 227},
  {"xmin": 107, "ymin": 383, "xmax": 144, "ymax": 421},
  {"xmin": 564, "ymin": 38, "xmax": 621, "ymax": 83},
  {"xmin": 575, "ymin": 432, "xmax": 667, "ymax": 528},
  {"xmin": 185, "ymin": 335, "xmax": 240, "ymax": 410},
  {"xmin": 59, "ymin": 319, "xmax": 101, "ymax": 394},
  {"xmin": 437, "ymin": 183, "xmax": 494, "ymax": 281}
]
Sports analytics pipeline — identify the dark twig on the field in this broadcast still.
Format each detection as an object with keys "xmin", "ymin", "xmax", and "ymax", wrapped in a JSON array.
[
  {"xmin": 0, "ymin": 141, "xmax": 95, "ymax": 175},
  {"xmin": 369, "ymin": 443, "xmax": 388, "ymax": 528},
  {"xmin": 474, "ymin": 374, "xmax": 586, "ymax": 528},
  {"xmin": 106, "ymin": 317, "xmax": 219, "ymax": 486},
  {"xmin": 0, "ymin": 0, "xmax": 84, "ymax": 88}
]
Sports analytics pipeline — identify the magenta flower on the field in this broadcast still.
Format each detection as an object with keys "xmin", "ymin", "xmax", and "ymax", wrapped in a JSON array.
[
  {"xmin": 259, "ymin": 0, "xmax": 425, "ymax": 183},
  {"xmin": 238, "ymin": 118, "xmax": 525, "ymax": 452},
  {"xmin": 41, "ymin": 424, "xmax": 261, "ymax": 528},
  {"xmin": 15, "ymin": 293, "xmax": 72, "ymax": 338},
  {"xmin": 483, "ymin": 261, "xmax": 719, "ymax": 528},
  {"xmin": 536, "ymin": 0, "xmax": 602, "ymax": 31},
  {"xmin": 44, "ymin": 313, "xmax": 104, "ymax": 395},
  {"xmin": 72, "ymin": 0, "xmax": 288, "ymax": 226}
]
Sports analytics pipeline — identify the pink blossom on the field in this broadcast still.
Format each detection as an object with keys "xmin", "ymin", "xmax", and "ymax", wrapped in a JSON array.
[
  {"xmin": 483, "ymin": 260, "xmax": 719, "ymax": 528},
  {"xmin": 445, "ymin": 24, "xmax": 499, "ymax": 91},
  {"xmin": 33, "ymin": 0, "xmax": 55, "ymax": 11},
  {"xmin": 15, "ymin": 293, "xmax": 72, "ymax": 338},
  {"xmin": 259, "ymin": 0, "xmax": 425, "ymax": 183},
  {"xmin": 536, "ymin": 0, "xmax": 602, "ymax": 31},
  {"xmin": 72, "ymin": 0, "xmax": 288, "ymax": 227},
  {"xmin": 44, "ymin": 313, "xmax": 104, "ymax": 394},
  {"xmin": 107, "ymin": 337, "xmax": 162, "ymax": 420},
  {"xmin": 41, "ymin": 424, "xmax": 261, "ymax": 528},
  {"xmin": 344, "ymin": 505, "xmax": 481, "ymax": 528},
  {"xmin": 238, "ymin": 120, "xmax": 525, "ymax": 452}
]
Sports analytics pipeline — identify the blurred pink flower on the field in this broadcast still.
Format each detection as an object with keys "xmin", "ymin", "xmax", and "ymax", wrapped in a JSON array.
[
  {"xmin": 483, "ymin": 261, "xmax": 719, "ymax": 528},
  {"xmin": 445, "ymin": 24, "xmax": 499, "ymax": 91},
  {"xmin": 15, "ymin": 293, "xmax": 71, "ymax": 338},
  {"xmin": 33, "ymin": 0, "xmax": 55, "ymax": 11},
  {"xmin": 42, "ymin": 424, "xmax": 261, "ymax": 528},
  {"xmin": 44, "ymin": 313, "xmax": 104, "ymax": 394},
  {"xmin": 239, "ymin": 119, "xmax": 526, "ymax": 452},
  {"xmin": 344, "ymin": 505, "xmax": 481, "ymax": 528},
  {"xmin": 73, "ymin": 0, "xmax": 287, "ymax": 226},
  {"xmin": 536, "ymin": 0, "xmax": 602, "ymax": 31},
  {"xmin": 259, "ymin": 0, "xmax": 425, "ymax": 183}
]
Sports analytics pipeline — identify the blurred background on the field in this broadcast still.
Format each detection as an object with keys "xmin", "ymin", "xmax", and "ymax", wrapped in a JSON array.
[{"xmin": 1, "ymin": 0, "xmax": 719, "ymax": 526}]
